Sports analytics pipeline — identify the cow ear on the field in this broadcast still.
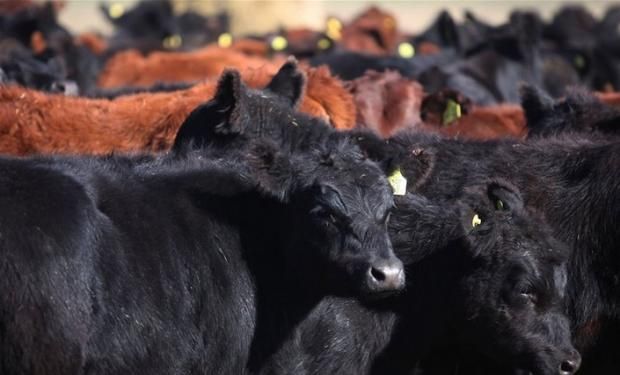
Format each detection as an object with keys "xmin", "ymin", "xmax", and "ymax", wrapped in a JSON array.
[
  {"xmin": 99, "ymin": 3, "xmax": 125, "ymax": 23},
  {"xmin": 520, "ymin": 85, "xmax": 554, "ymax": 130},
  {"xmin": 266, "ymin": 58, "xmax": 306, "ymax": 108},
  {"xmin": 347, "ymin": 130, "xmax": 393, "ymax": 170},
  {"xmin": 211, "ymin": 69, "xmax": 245, "ymax": 134},
  {"xmin": 436, "ymin": 11, "xmax": 460, "ymax": 49},
  {"xmin": 173, "ymin": 70, "xmax": 246, "ymax": 151}
]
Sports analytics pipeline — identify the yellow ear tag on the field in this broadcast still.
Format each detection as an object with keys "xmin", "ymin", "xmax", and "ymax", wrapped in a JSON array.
[
  {"xmin": 162, "ymin": 34, "xmax": 182, "ymax": 49},
  {"xmin": 398, "ymin": 42, "xmax": 415, "ymax": 58},
  {"xmin": 388, "ymin": 168, "xmax": 407, "ymax": 196},
  {"xmin": 442, "ymin": 99, "xmax": 462, "ymax": 125},
  {"xmin": 326, "ymin": 17, "xmax": 342, "ymax": 40},
  {"xmin": 472, "ymin": 214, "xmax": 482, "ymax": 228},
  {"xmin": 271, "ymin": 36, "xmax": 288, "ymax": 51},
  {"xmin": 108, "ymin": 3, "xmax": 125, "ymax": 19},
  {"xmin": 218, "ymin": 33, "xmax": 233, "ymax": 48},
  {"xmin": 317, "ymin": 38, "xmax": 331, "ymax": 50}
]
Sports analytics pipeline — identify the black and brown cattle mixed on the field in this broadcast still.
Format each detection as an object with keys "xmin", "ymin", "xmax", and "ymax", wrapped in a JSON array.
[{"xmin": 0, "ymin": 1, "xmax": 618, "ymax": 374}]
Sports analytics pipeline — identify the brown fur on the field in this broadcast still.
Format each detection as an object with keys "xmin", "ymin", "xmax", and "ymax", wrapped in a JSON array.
[
  {"xmin": 229, "ymin": 38, "xmax": 270, "ymax": 57},
  {"xmin": 346, "ymin": 70, "xmax": 424, "ymax": 137},
  {"xmin": 417, "ymin": 41, "xmax": 441, "ymax": 55},
  {"xmin": 341, "ymin": 7, "xmax": 400, "ymax": 55},
  {"xmin": 597, "ymin": 92, "xmax": 620, "ymax": 107},
  {"xmin": 97, "ymin": 46, "xmax": 286, "ymax": 88},
  {"xmin": 0, "ymin": 65, "xmax": 355, "ymax": 155},
  {"xmin": 435, "ymin": 105, "xmax": 526, "ymax": 140},
  {"xmin": 76, "ymin": 32, "xmax": 108, "ymax": 55},
  {"xmin": 303, "ymin": 65, "xmax": 356, "ymax": 130},
  {"xmin": 30, "ymin": 31, "xmax": 46, "ymax": 54},
  {"xmin": 0, "ymin": 0, "xmax": 34, "ymax": 14}
]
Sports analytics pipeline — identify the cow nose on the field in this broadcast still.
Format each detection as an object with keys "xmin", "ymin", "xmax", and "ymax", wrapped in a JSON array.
[
  {"xmin": 366, "ymin": 258, "xmax": 405, "ymax": 293},
  {"xmin": 559, "ymin": 350, "xmax": 581, "ymax": 375}
]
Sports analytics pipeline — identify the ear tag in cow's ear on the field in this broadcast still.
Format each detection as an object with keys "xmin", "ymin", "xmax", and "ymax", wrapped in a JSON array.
[
  {"xmin": 271, "ymin": 36, "xmax": 288, "ymax": 51},
  {"xmin": 398, "ymin": 42, "xmax": 415, "ymax": 58},
  {"xmin": 108, "ymin": 3, "xmax": 125, "ymax": 19},
  {"xmin": 442, "ymin": 99, "xmax": 462, "ymax": 125},
  {"xmin": 218, "ymin": 33, "xmax": 233, "ymax": 48},
  {"xmin": 472, "ymin": 214, "xmax": 482, "ymax": 228},
  {"xmin": 388, "ymin": 168, "xmax": 407, "ymax": 196},
  {"xmin": 317, "ymin": 38, "xmax": 331, "ymax": 50},
  {"xmin": 326, "ymin": 17, "xmax": 342, "ymax": 40},
  {"xmin": 163, "ymin": 34, "xmax": 183, "ymax": 49}
]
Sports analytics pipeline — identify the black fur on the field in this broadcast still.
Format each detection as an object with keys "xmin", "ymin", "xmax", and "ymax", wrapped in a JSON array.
[
  {"xmin": 356, "ymin": 129, "xmax": 620, "ymax": 374},
  {"xmin": 0, "ymin": 65, "xmax": 401, "ymax": 374},
  {"xmin": 523, "ymin": 85, "xmax": 620, "ymax": 137},
  {"xmin": 253, "ymin": 180, "xmax": 576, "ymax": 375}
]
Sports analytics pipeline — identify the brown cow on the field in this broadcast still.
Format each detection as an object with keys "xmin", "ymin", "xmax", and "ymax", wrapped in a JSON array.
[
  {"xmin": 97, "ymin": 46, "xmax": 285, "ymax": 88},
  {"xmin": 341, "ymin": 7, "xmax": 401, "ymax": 55},
  {"xmin": 346, "ymin": 70, "xmax": 424, "ymax": 137},
  {"xmin": 0, "ymin": 64, "xmax": 355, "ymax": 155}
]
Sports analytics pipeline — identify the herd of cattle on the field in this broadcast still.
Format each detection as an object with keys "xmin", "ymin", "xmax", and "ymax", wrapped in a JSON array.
[{"xmin": 0, "ymin": 1, "xmax": 619, "ymax": 374}]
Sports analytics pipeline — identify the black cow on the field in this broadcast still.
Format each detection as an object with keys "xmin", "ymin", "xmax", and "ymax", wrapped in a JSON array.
[
  {"xmin": 355, "ymin": 120, "xmax": 620, "ymax": 373},
  {"xmin": 174, "ymin": 66, "xmax": 579, "ymax": 374},
  {"xmin": 251, "ymin": 179, "xmax": 577, "ymax": 375},
  {"xmin": 523, "ymin": 86, "xmax": 620, "ymax": 137},
  {"xmin": 100, "ymin": 0, "xmax": 228, "ymax": 52},
  {"xmin": 417, "ymin": 13, "xmax": 547, "ymax": 105},
  {"xmin": 0, "ymin": 40, "xmax": 76, "ymax": 94},
  {"xmin": 0, "ymin": 64, "xmax": 402, "ymax": 374}
]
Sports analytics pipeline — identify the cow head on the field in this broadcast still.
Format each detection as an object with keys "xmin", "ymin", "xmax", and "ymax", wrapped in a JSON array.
[
  {"xmin": 174, "ymin": 61, "xmax": 404, "ymax": 297},
  {"xmin": 456, "ymin": 180, "xmax": 579, "ymax": 375},
  {"xmin": 522, "ymin": 85, "xmax": 620, "ymax": 138},
  {"xmin": 173, "ymin": 59, "xmax": 305, "ymax": 152}
]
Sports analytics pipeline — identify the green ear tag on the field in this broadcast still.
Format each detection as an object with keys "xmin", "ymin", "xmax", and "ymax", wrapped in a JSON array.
[
  {"xmin": 442, "ymin": 99, "xmax": 462, "ymax": 125},
  {"xmin": 163, "ymin": 34, "xmax": 183, "ymax": 49},
  {"xmin": 388, "ymin": 168, "xmax": 407, "ymax": 196}
]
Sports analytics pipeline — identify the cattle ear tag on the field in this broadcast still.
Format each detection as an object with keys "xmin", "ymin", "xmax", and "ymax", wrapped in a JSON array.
[
  {"xmin": 326, "ymin": 17, "xmax": 342, "ymax": 40},
  {"xmin": 317, "ymin": 38, "xmax": 331, "ymax": 50},
  {"xmin": 218, "ymin": 33, "xmax": 233, "ymax": 48},
  {"xmin": 398, "ymin": 42, "xmax": 415, "ymax": 58},
  {"xmin": 388, "ymin": 168, "xmax": 407, "ymax": 196},
  {"xmin": 271, "ymin": 36, "xmax": 288, "ymax": 51},
  {"xmin": 442, "ymin": 99, "xmax": 462, "ymax": 125},
  {"xmin": 163, "ymin": 34, "xmax": 183, "ymax": 49},
  {"xmin": 108, "ymin": 3, "xmax": 125, "ymax": 19},
  {"xmin": 471, "ymin": 214, "xmax": 482, "ymax": 228}
]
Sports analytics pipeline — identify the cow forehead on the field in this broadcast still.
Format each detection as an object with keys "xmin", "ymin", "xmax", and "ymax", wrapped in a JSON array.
[{"xmin": 335, "ymin": 182, "xmax": 393, "ymax": 219}]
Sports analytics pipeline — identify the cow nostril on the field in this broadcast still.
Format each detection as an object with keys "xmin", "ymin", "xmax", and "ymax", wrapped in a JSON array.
[
  {"xmin": 559, "ymin": 358, "xmax": 580, "ymax": 375},
  {"xmin": 370, "ymin": 266, "xmax": 386, "ymax": 282},
  {"xmin": 366, "ymin": 260, "xmax": 405, "ymax": 293}
]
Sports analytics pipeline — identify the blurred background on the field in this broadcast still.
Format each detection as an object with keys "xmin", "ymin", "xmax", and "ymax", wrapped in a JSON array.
[{"xmin": 61, "ymin": 1, "xmax": 616, "ymax": 35}]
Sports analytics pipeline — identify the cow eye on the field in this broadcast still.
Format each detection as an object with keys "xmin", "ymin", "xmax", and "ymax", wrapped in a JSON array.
[
  {"xmin": 471, "ymin": 213, "xmax": 482, "ymax": 228},
  {"xmin": 519, "ymin": 289, "xmax": 538, "ymax": 306},
  {"xmin": 329, "ymin": 214, "xmax": 338, "ymax": 225},
  {"xmin": 495, "ymin": 198, "xmax": 507, "ymax": 211},
  {"xmin": 310, "ymin": 206, "xmax": 344, "ymax": 228}
]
